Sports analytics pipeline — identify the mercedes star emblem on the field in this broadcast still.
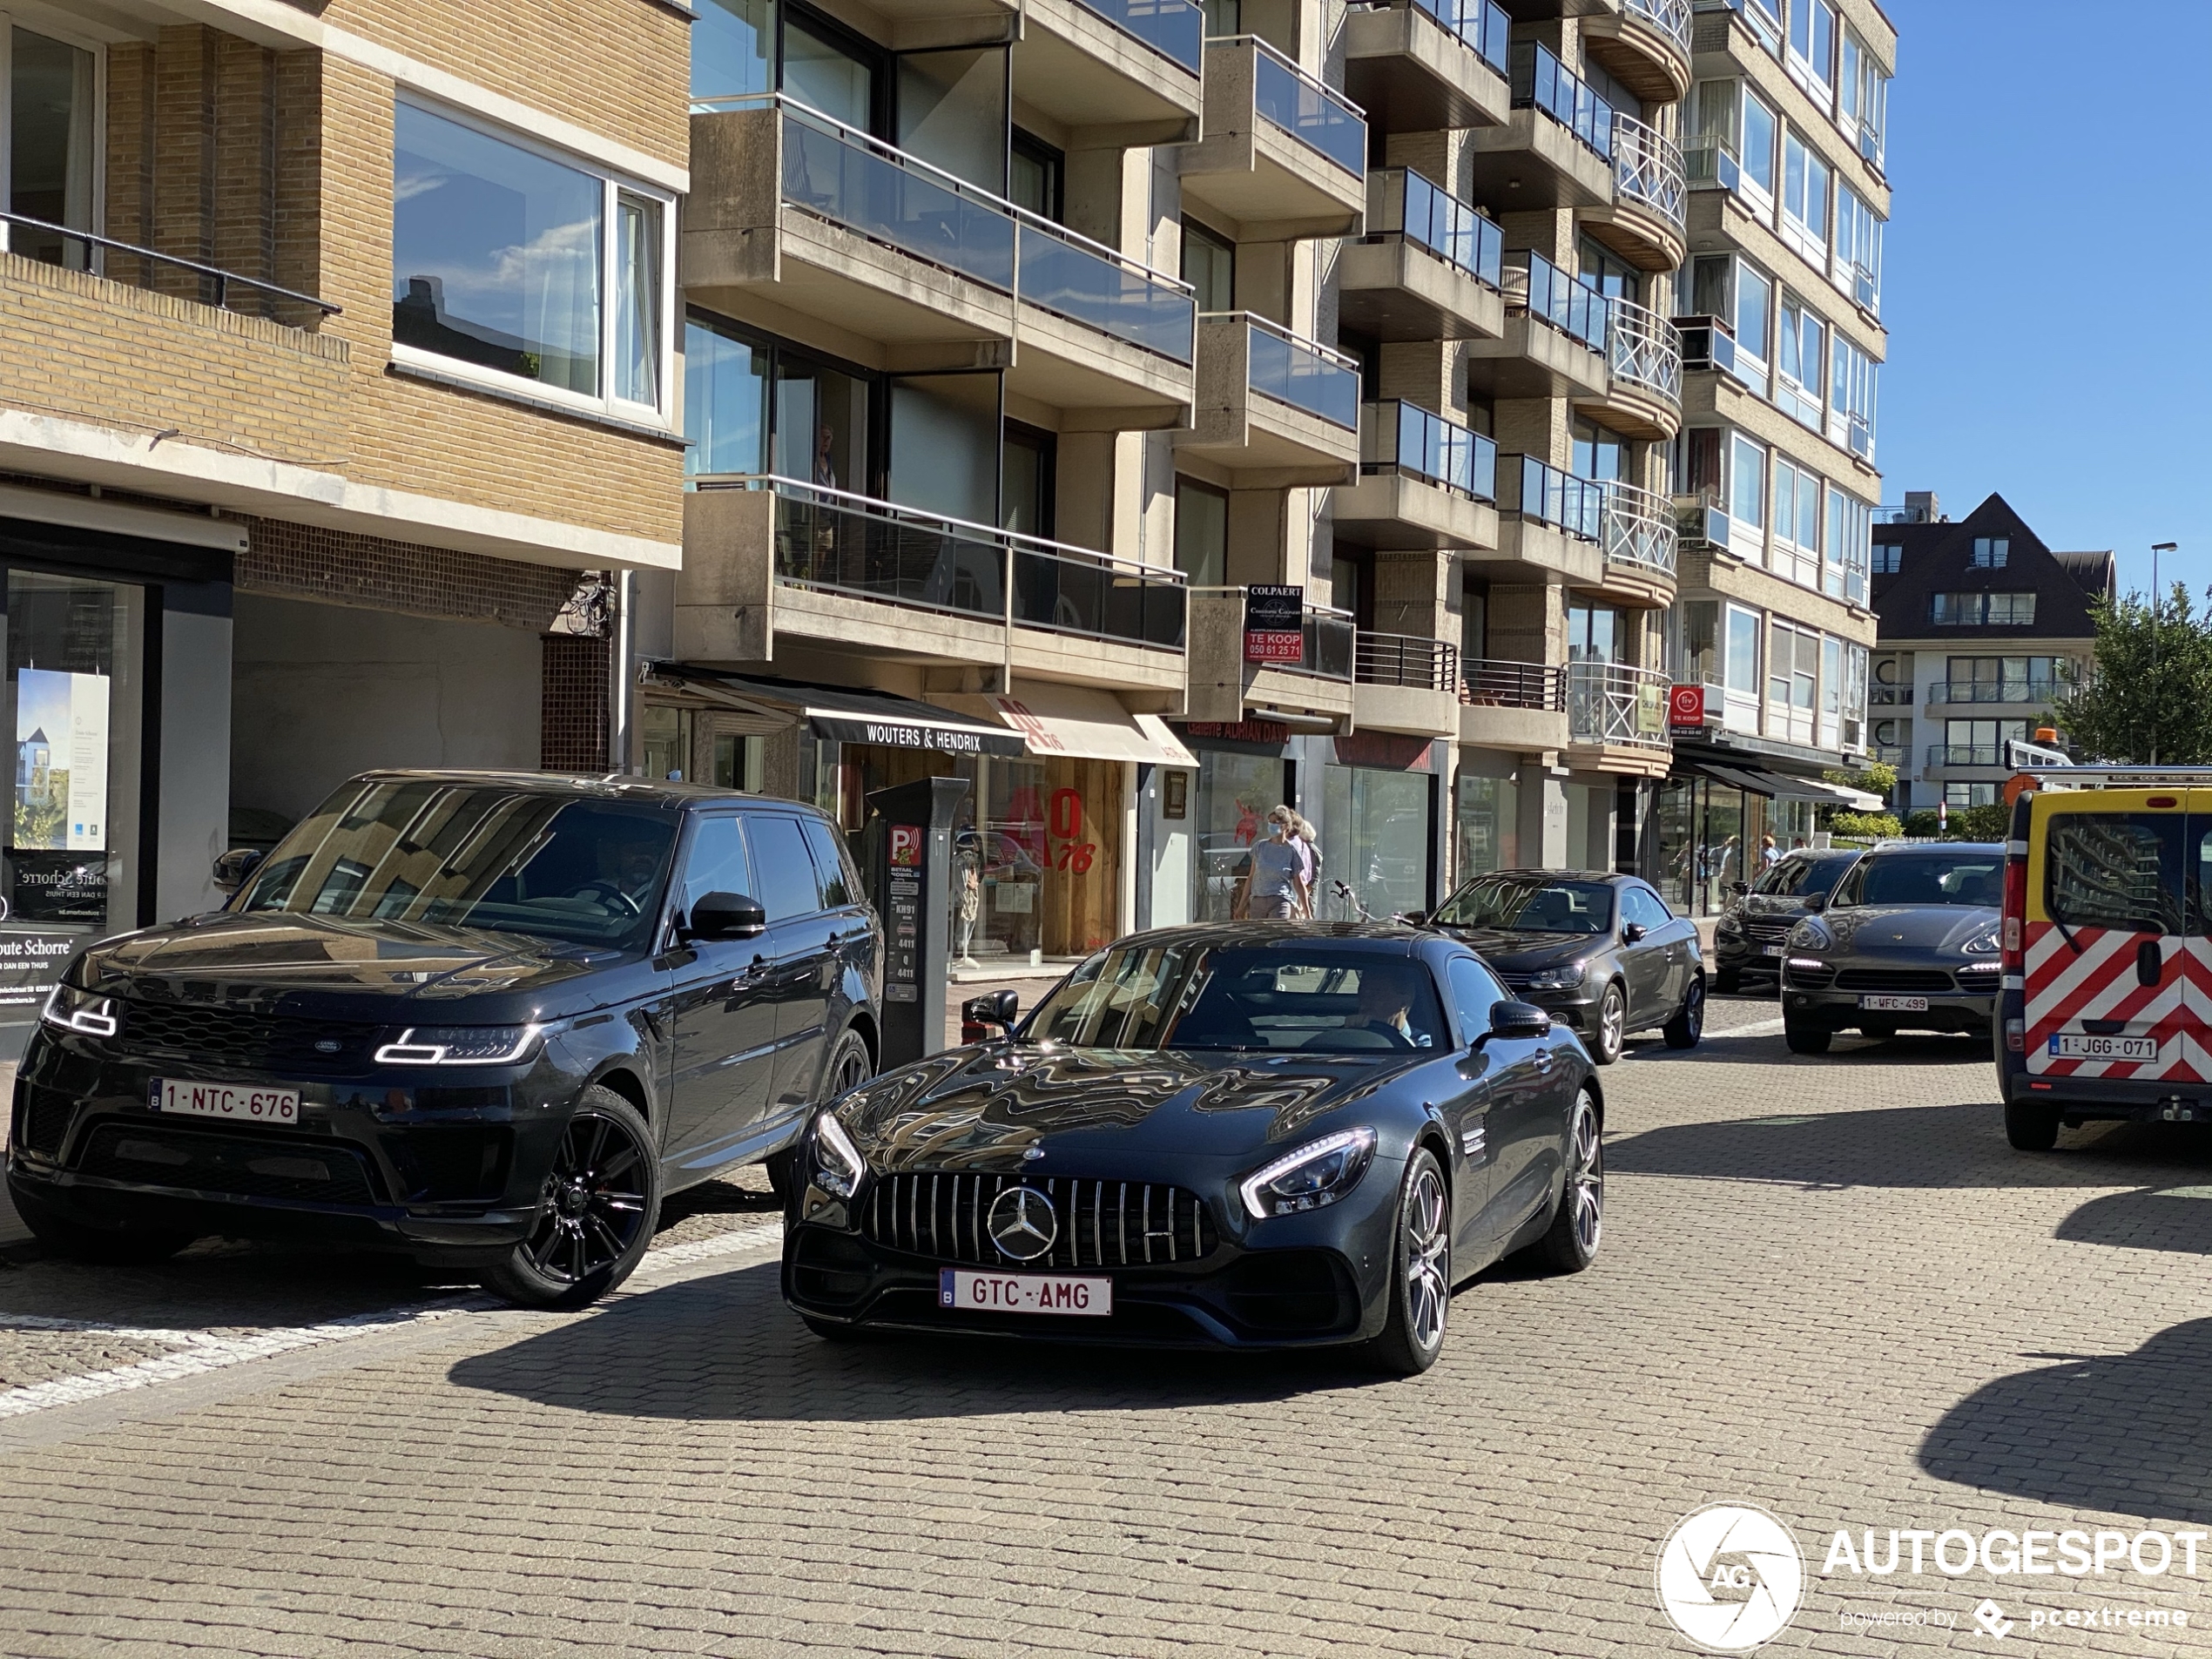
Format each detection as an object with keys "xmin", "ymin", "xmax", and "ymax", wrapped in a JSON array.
[{"xmin": 987, "ymin": 1185, "xmax": 1058, "ymax": 1262}]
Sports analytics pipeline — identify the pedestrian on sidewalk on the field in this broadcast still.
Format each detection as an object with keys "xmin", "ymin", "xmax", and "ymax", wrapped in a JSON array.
[
  {"xmin": 1291, "ymin": 812, "xmax": 1322, "ymax": 919},
  {"xmin": 1235, "ymin": 806, "xmax": 1312, "ymax": 921}
]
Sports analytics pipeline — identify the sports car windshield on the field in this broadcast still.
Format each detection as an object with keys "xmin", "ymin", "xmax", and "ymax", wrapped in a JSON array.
[
  {"xmin": 1432, "ymin": 876, "xmax": 1615, "ymax": 934},
  {"xmin": 1842, "ymin": 853, "xmax": 2001, "ymax": 908},
  {"xmin": 1028, "ymin": 945, "xmax": 1449, "ymax": 1054},
  {"xmin": 238, "ymin": 780, "xmax": 676, "ymax": 949}
]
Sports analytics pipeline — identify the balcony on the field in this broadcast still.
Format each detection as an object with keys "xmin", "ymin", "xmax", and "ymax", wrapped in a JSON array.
[
  {"xmin": 1467, "ymin": 252, "xmax": 1608, "ymax": 401},
  {"xmin": 1355, "ymin": 631, "xmax": 1462, "ymax": 738},
  {"xmin": 1576, "ymin": 295, "xmax": 1683, "ymax": 440},
  {"xmin": 1582, "ymin": 0, "xmax": 1695, "ymax": 105},
  {"xmin": 685, "ymin": 98, "xmax": 1194, "ymax": 424},
  {"xmin": 1188, "ymin": 588, "xmax": 1356, "ymax": 727},
  {"xmin": 1568, "ymin": 661, "xmax": 1673, "ymax": 771},
  {"xmin": 1335, "ymin": 401, "xmax": 1501, "ymax": 553},
  {"xmin": 1468, "ymin": 44, "xmax": 1615, "ymax": 212},
  {"xmin": 1017, "ymin": 0, "xmax": 1204, "ymax": 143},
  {"xmin": 1177, "ymin": 313, "xmax": 1361, "ymax": 486},
  {"xmin": 1584, "ymin": 112, "xmax": 1688, "ymax": 273},
  {"xmin": 1867, "ymin": 683, "xmax": 1913, "ymax": 705},
  {"xmin": 1344, "ymin": 0, "xmax": 1512, "ymax": 134},
  {"xmin": 1340, "ymin": 171, "xmax": 1505, "ymax": 344},
  {"xmin": 1596, "ymin": 479, "xmax": 1679, "ymax": 607},
  {"xmin": 1460, "ymin": 658, "xmax": 1572, "ymax": 752},
  {"xmin": 1926, "ymin": 682, "xmax": 2060, "ymax": 707},
  {"xmin": 678, "ymin": 476, "xmax": 1187, "ymax": 697},
  {"xmin": 1489, "ymin": 455, "xmax": 1603, "ymax": 587},
  {"xmin": 1926, "ymin": 744, "xmax": 2006, "ymax": 771},
  {"xmin": 1180, "ymin": 37, "xmax": 1368, "ymax": 240}
]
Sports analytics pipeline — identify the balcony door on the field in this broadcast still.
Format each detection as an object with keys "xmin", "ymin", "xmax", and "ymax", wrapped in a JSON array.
[
  {"xmin": 782, "ymin": 7, "xmax": 881, "ymax": 132},
  {"xmin": 3, "ymin": 24, "xmax": 99, "ymax": 270}
]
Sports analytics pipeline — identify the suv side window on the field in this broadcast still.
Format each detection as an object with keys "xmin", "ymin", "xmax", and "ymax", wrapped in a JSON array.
[
  {"xmin": 1447, "ymin": 955, "xmax": 1508, "ymax": 1044},
  {"xmin": 800, "ymin": 815, "xmax": 860, "ymax": 910},
  {"xmin": 678, "ymin": 815, "xmax": 753, "ymax": 921},
  {"xmin": 746, "ymin": 813, "xmax": 826, "ymax": 921}
]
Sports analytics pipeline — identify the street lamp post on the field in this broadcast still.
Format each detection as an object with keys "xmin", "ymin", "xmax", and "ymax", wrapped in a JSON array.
[{"xmin": 2152, "ymin": 542, "xmax": 2178, "ymax": 765}]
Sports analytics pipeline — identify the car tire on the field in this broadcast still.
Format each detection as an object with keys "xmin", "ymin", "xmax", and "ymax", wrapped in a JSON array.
[
  {"xmin": 1784, "ymin": 1016, "xmax": 1831, "ymax": 1055},
  {"xmin": 1662, "ymin": 978, "xmax": 1705, "ymax": 1049},
  {"xmin": 1363, "ymin": 1147, "xmax": 1451, "ymax": 1378},
  {"xmin": 1714, "ymin": 968, "xmax": 1742, "ymax": 995},
  {"xmin": 764, "ymin": 1150, "xmax": 796, "ymax": 1203},
  {"xmin": 1527, "ymin": 1088, "xmax": 1603, "ymax": 1274},
  {"xmin": 2005, "ymin": 1100, "xmax": 2061, "ymax": 1151},
  {"xmin": 1590, "ymin": 982, "xmax": 1627, "ymax": 1066},
  {"xmin": 819, "ymin": 1027, "xmax": 873, "ymax": 1104},
  {"xmin": 478, "ymin": 1085, "xmax": 660, "ymax": 1311},
  {"xmin": 7, "ymin": 1183, "xmax": 197, "ymax": 1265}
]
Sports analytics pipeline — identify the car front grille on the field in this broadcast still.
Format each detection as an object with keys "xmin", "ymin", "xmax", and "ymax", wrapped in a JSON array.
[
  {"xmin": 861, "ymin": 1172, "xmax": 1219, "ymax": 1270},
  {"xmin": 12, "ymin": 1082, "xmax": 75, "ymax": 1157},
  {"xmin": 110, "ymin": 1000, "xmax": 383, "ymax": 1073},
  {"xmin": 77, "ymin": 1121, "xmax": 381, "ymax": 1206},
  {"xmin": 1743, "ymin": 915, "xmax": 1797, "ymax": 942},
  {"xmin": 1834, "ymin": 968, "xmax": 1957, "ymax": 994}
]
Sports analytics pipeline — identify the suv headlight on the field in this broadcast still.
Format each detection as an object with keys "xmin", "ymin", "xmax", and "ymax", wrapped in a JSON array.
[
  {"xmin": 1715, "ymin": 912, "xmax": 1744, "ymax": 936},
  {"xmin": 1239, "ymin": 1127, "xmax": 1379, "ymax": 1220},
  {"xmin": 1525, "ymin": 963, "xmax": 1587, "ymax": 990},
  {"xmin": 1960, "ymin": 930, "xmax": 2000, "ymax": 955},
  {"xmin": 40, "ymin": 982, "xmax": 118, "ymax": 1038},
  {"xmin": 1787, "ymin": 920, "xmax": 1832, "ymax": 951},
  {"xmin": 372, "ymin": 1025, "xmax": 543, "ymax": 1066},
  {"xmin": 811, "ymin": 1109, "xmax": 867, "ymax": 1199}
]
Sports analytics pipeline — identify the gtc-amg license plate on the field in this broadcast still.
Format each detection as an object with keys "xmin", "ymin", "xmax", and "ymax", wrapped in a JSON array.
[
  {"xmin": 1858, "ymin": 995, "xmax": 1928, "ymax": 1012},
  {"xmin": 2049, "ymin": 1033, "xmax": 2160, "ymax": 1062},
  {"xmin": 939, "ymin": 1268, "xmax": 1112, "ymax": 1317},
  {"xmin": 148, "ymin": 1078, "xmax": 300, "ymax": 1125}
]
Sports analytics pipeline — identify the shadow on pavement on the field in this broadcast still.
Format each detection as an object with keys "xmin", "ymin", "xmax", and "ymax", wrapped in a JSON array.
[
  {"xmin": 2055, "ymin": 1184, "xmax": 2212, "ymax": 1256},
  {"xmin": 448, "ymin": 1259, "xmax": 1379, "ymax": 1420},
  {"xmin": 1919, "ymin": 1319, "xmax": 2212, "ymax": 1524}
]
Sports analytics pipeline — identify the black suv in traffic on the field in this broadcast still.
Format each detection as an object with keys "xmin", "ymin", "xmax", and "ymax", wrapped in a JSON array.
[
  {"xmin": 6, "ymin": 772, "xmax": 882, "ymax": 1307},
  {"xmin": 1711, "ymin": 848, "xmax": 1860, "ymax": 992}
]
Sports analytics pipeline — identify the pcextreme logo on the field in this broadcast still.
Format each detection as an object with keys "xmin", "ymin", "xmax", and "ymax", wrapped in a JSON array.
[{"xmin": 1656, "ymin": 1504, "xmax": 1806, "ymax": 1653}]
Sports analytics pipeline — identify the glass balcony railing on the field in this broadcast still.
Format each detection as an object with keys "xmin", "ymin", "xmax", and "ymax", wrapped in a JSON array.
[
  {"xmin": 1601, "ymin": 479, "xmax": 1679, "ymax": 577},
  {"xmin": 1242, "ymin": 36, "xmax": 1369, "ymax": 177},
  {"xmin": 1404, "ymin": 0, "xmax": 1513, "ymax": 76},
  {"xmin": 1462, "ymin": 658, "xmax": 1566, "ymax": 712},
  {"xmin": 1302, "ymin": 604, "xmax": 1358, "ymax": 679},
  {"xmin": 706, "ymin": 475, "xmax": 1186, "ymax": 651},
  {"xmin": 1236, "ymin": 313, "xmax": 1362, "ymax": 430},
  {"xmin": 1612, "ymin": 112, "xmax": 1686, "ymax": 226},
  {"xmin": 1357, "ymin": 632, "xmax": 1460, "ymax": 692},
  {"xmin": 1367, "ymin": 169, "xmax": 1502, "ymax": 288},
  {"xmin": 1675, "ymin": 314, "xmax": 1741, "ymax": 381},
  {"xmin": 1568, "ymin": 661, "xmax": 1671, "ymax": 750},
  {"xmin": 1928, "ymin": 681, "xmax": 2061, "ymax": 706},
  {"xmin": 1608, "ymin": 296, "xmax": 1683, "ymax": 404},
  {"xmin": 1682, "ymin": 133, "xmax": 1743, "ymax": 195},
  {"xmin": 1363, "ymin": 401, "xmax": 1498, "ymax": 502},
  {"xmin": 1927, "ymin": 744, "xmax": 2006, "ymax": 769},
  {"xmin": 1508, "ymin": 252, "xmax": 1611, "ymax": 354},
  {"xmin": 1504, "ymin": 455, "xmax": 1603, "ymax": 541},
  {"xmin": 1073, "ymin": 0, "xmax": 1205, "ymax": 73},
  {"xmin": 1511, "ymin": 42, "xmax": 1614, "ymax": 160},
  {"xmin": 705, "ymin": 98, "xmax": 1195, "ymax": 363}
]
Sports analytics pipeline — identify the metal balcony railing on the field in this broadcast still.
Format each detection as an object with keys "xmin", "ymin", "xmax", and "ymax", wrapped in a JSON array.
[
  {"xmin": 703, "ymin": 475, "xmax": 1187, "ymax": 651},
  {"xmin": 1461, "ymin": 658, "xmax": 1567, "ymax": 712},
  {"xmin": 1366, "ymin": 169, "xmax": 1502, "ymax": 288},
  {"xmin": 1867, "ymin": 684, "xmax": 1913, "ymax": 705},
  {"xmin": 704, "ymin": 97, "xmax": 1196, "ymax": 363},
  {"xmin": 1622, "ymin": 0, "xmax": 1695, "ymax": 54},
  {"xmin": 1601, "ymin": 479, "xmax": 1679, "ymax": 578},
  {"xmin": 1503, "ymin": 455, "xmax": 1602, "ymax": 541},
  {"xmin": 1568, "ymin": 661, "xmax": 1671, "ymax": 750},
  {"xmin": 0, "ymin": 211, "xmax": 340, "ymax": 321},
  {"xmin": 1681, "ymin": 133, "xmax": 1742, "ymax": 194},
  {"xmin": 1362, "ymin": 401, "xmax": 1498, "ymax": 502},
  {"xmin": 1399, "ymin": 0, "xmax": 1513, "ymax": 75},
  {"xmin": 1927, "ymin": 681, "xmax": 2062, "ymax": 706},
  {"xmin": 1611, "ymin": 111, "xmax": 1686, "ymax": 226},
  {"xmin": 1511, "ymin": 42, "xmax": 1614, "ymax": 160},
  {"xmin": 1218, "ymin": 311, "xmax": 1362, "ymax": 430},
  {"xmin": 1506, "ymin": 251, "xmax": 1610, "ymax": 354},
  {"xmin": 1231, "ymin": 36, "xmax": 1369, "ymax": 177},
  {"xmin": 1357, "ymin": 632, "xmax": 1460, "ymax": 691},
  {"xmin": 1926, "ymin": 744, "xmax": 2006, "ymax": 769},
  {"xmin": 1675, "ymin": 314, "xmax": 1741, "ymax": 381},
  {"xmin": 1074, "ymin": 0, "xmax": 1205, "ymax": 72},
  {"xmin": 1607, "ymin": 296, "xmax": 1683, "ymax": 404}
]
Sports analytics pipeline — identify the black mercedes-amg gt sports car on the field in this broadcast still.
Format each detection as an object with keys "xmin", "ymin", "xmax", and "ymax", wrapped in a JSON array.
[{"xmin": 783, "ymin": 924, "xmax": 1603, "ymax": 1374}]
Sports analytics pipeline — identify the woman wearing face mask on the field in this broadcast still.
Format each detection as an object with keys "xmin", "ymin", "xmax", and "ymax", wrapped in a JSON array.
[{"xmin": 1235, "ymin": 806, "xmax": 1312, "ymax": 921}]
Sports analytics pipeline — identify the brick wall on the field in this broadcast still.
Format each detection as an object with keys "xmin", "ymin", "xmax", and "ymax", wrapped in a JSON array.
[
  {"xmin": 239, "ymin": 518, "xmax": 579, "ymax": 631},
  {"xmin": 541, "ymin": 633, "xmax": 611, "ymax": 772}
]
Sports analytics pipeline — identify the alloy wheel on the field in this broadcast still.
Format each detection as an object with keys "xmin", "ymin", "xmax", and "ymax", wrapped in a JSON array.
[
  {"xmin": 1567, "ymin": 1096, "xmax": 1603, "ymax": 1256},
  {"xmin": 522, "ymin": 1110, "xmax": 651, "ymax": 1285},
  {"xmin": 1683, "ymin": 981, "xmax": 1704, "ymax": 1040},
  {"xmin": 832, "ymin": 1041, "xmax": 871, "ymax": 1096},
  {"xmin": 1402, "ymin": 1163, "xmax": 1450, "ymax": 1352},
  {"xmin": 1601, "ymin": 986, "xmax": 1625, "ymax": 1059}
]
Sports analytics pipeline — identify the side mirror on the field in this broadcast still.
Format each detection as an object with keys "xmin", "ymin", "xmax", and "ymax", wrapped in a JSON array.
[
  {"xmin": 961, "ymin": 988, "xmax": 1020, "ymax": 1042},
  {"xmin": 1803, "ymin": 894, "xmax": 1827, "ymax": 914},
  {"xmin": 212, "ymin": 847, "xmax": 265, "ymax": 893},
  {"xmin": 687, "ymin": 891, "xmax": 766, "ymax": 941},
  {"xmin": 1730, "ymin": 880, "xmax": 1750, "ymax": 897},
  {"xmin": 1482, "ymin": 999, "xmax": 1553, "ymax": 1045},
  {"xmin": 1622, "ymin": 921, "xmax": 1649, "ymax": 944}
]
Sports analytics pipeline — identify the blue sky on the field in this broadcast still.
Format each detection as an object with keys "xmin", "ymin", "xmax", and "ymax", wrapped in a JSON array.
[{"xmin": 1879, "ymin": 0, "xmax": 2211, "ymax": 599}]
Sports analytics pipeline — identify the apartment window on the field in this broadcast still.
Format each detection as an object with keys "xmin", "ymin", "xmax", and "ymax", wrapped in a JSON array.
[
  {"xmin": 3, "ymin": 24, "xmax": 99, "ymax": 270},
  {"xmin": 1741, "ymin": 90, "xmax": 1778, "ymax": 207},
  {"xmin": 1009, "ymin": 130, "xmax": 1064, "ymax": 224},
  {"xmin": 1742, "ymin": 0, "xmax": 1784, "ymax": 53},
  {"xmin": 784, "ymin": 10, "xmax": 879, "ymax": 130},
  {"xmin": 1820, "ymin": 634, "xmax": 1843, "ymax": 749},
  {"xmin": 1578, "ymin": 239, "xmax": 1642, "ymax": 305},
  {"xmin": 1724, "ymin": 604, "xmax": 1761, "ymax": 693},
  {"xmin": 684, "ymin": 311, "xmax": 770, "ymax": 477},
  {"xmin": 1931, "ymin": 592, "xmax": 2037, "ymax": 627},
  {"xmin": 1834, "ymin": 183, "xmax": 1884, "ymax": 310},
  {"xmin": 1842, "ymin": 644, "xmax": 1868, "ymax": 750},
  {"xmin": 1781, "ymin": 131, "xmax": 1830, "ymax": 260},
  {"xmin": 692, "ymin": 0, "xmax": 775, "ymax": 101},
  {"xmin": 1767, "ymin": 620, "xmax": 1818, "ymax": 741},
  {"xmin": 1568, "ymin": 604, "xmax": 1623, "ymax": 664},
  {"xmin": 1572, "ymin": 418, "xmax": 1629, "ymax": 484},
  {"xmin": 392, "ymin": 102, "xmax": 675, "ymax": 421},
  {"xmin": 1202, "ymin": 0, "xmax": 1241, "ymax": 33},
  {"xmin": 1776, "ymin": 295, "xmax": 1825, "ymax": 428},
  {"xmin": 1824, "ymin": 486, "xmax": 1871, "ymax": 604},
  {"xmin": 1331, "ymin": 554, "xmax": 1364, "ymax": 625},
  {"xmin": 1971, "ymin": 536, "xmax": 2010, "ymax": 569},
  {"xmin": 1174, "ymin": 477, "xmax": 1228, "ymax": 588},
  {"xmin": 1677, "ymin": 600, "xmax": 1717, "ymax": 685},
  {"xmin": 1729, "ymin": 433, "xmax": 1767, "ymax": 531},
  {"xmin": 1838, "ymin": 27, "xmax": 1889, "ymax": 168},
  {"xmin": 1828, "ymin": 334, "xmax": 1878, "ymax": 459},
  {"xmin": 1949, "ymin": 657, "xmax": 2063, "ymax": 698},
  {"xmin": 1871, "ymin": 543, "xmax": 1901, "ymax": 575},
  {"xmin": 1002, "ymin": 421, "xmax": 1056, "ymax": 539},
  {"xmin": 1182, "ymin": 219, "xmax": 1235, "ymax": 314},
  {"xmin": 1946, "ymin": 718, "xmax": 2028, "ymax": 760},
  {"xmin": 776, "ymin": 349, "xmax": 874, "ymax": 492},
  {"xmin": 1770, "ymin": 458, "xmax": 1821, "ymax": 589},
  {"xmin": 1787, "ymin": 0, "xmax": 1837, "ymax": 107}
]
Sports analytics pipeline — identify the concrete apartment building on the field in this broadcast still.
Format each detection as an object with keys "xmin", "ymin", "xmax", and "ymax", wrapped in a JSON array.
[
  {"xmin": 1867, "ymin": 490, "xmax": 2112, "ymax": 814},
  {"xmin": 0, "ymin": 0, "xmax": 687, "ymax": 1042}
]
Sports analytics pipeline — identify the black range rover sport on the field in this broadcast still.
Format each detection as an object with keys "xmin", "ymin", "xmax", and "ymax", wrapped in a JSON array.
[{"xmin": 5, "ymin": 771, "xmax": 882, "ymax": 1307}]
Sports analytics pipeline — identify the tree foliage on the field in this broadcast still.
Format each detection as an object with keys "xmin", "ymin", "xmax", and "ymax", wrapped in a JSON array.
[
  {"xmin": 1830, "ymin": 758, "xmax": 1898, "ymax": 796},
  {"xmin": 2052, "ymin": 583, "xmax": 2212, "ymax": 764},
  {"xmin": 1829, "ymin": 811, "xmax": 1901, "ymax": 840}
]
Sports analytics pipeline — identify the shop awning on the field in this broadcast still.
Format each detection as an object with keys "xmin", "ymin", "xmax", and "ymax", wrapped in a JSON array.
[
  {"xmin": 644, "ymin": 666, "xmax": 1028, "ymax": 758},
  {"xmin": 1697, "ymin": 764, "xmax": 1885, "ymax": 813},
  {"xmin": 946, "ymin": 686, "xmax": 1197, "ymax": 768}
]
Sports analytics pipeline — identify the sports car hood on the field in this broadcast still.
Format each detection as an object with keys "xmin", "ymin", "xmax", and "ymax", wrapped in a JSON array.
[
  {"xmin": 76, "ymin": 911, "xmax": 637, "ymax": 1022},
  {"xmin": 1824, "ymin": 905, "xmax": 1999, "ymax": 954},
  {"xmin": 837, "ymin": 1044, "xmax": 1410, "ymax": 1175},
  {"xmin": 1433, "ymin": 926, "xmax": 1600, "ymax": 971}
]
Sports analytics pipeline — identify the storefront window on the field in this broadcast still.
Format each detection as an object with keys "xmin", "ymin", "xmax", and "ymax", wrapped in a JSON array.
[
  {"xmin": 641, "ymin": 705, "xmax": 692, "ymax": 781},
  {"xmin": 1323, "ymin": 765, "xmax": 1431, "ymax": 921},
  {"xmin": 1190, "ymin": 751, "xmax": 1286, "ymax": 922},
  {"xmin": 1455, "ymin": 772, "xmax": 1519, "ymax": 882}
]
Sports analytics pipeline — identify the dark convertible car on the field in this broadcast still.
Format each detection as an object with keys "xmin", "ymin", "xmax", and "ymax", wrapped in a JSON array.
[
  {"xmin": 783, "ymin": 925, "xmax": 1604, "ymax": 1375},
  {"xmin": 8, "ymin": 771, "xmax": 882, "ymax": 1308}
]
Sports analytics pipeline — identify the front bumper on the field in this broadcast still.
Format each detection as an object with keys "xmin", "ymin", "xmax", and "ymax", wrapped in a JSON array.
[
  {"xmin": 5, "ymin": 1027, "xmax": 577, "ymax": 1252},
  {"xmin": 1781, "ymin": 962, "xmax": 1997, "ymax": 1033}
]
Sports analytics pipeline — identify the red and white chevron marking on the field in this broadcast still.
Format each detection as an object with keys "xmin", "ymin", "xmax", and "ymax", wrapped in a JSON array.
[{"xmin": 2023, "ymin": 921, "xmax": 2212, "ymax": 1082}]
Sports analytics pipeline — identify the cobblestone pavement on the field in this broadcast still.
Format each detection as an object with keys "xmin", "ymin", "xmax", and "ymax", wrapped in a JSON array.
[{"xmin": 3, "ymin": 997, "xmax": 2210, "ymax": 1656}]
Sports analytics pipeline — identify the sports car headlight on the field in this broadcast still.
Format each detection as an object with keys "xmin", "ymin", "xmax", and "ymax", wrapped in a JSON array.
[
  {"xmin": 372, "ymin": 1025, "xmax": 543, "ymax": 1066},
  {"xmin": 1525, "ymin": 964, "xmax": 1587, "ymax": 991},
  {"xmin": 1239, "ymin": 1127, "xmax": 1379, "ymax": 1220},
  {"xmin": 811, "ymin": 1110, "xmax": 868, "ymax": 1199},
  {"xmin": 40, "ymin": 982, "xmax": 117, "ymax": 1039},
  {"xmin": 1960, "ymin": 930, "xmax": 2000, "ymax": 955}
]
